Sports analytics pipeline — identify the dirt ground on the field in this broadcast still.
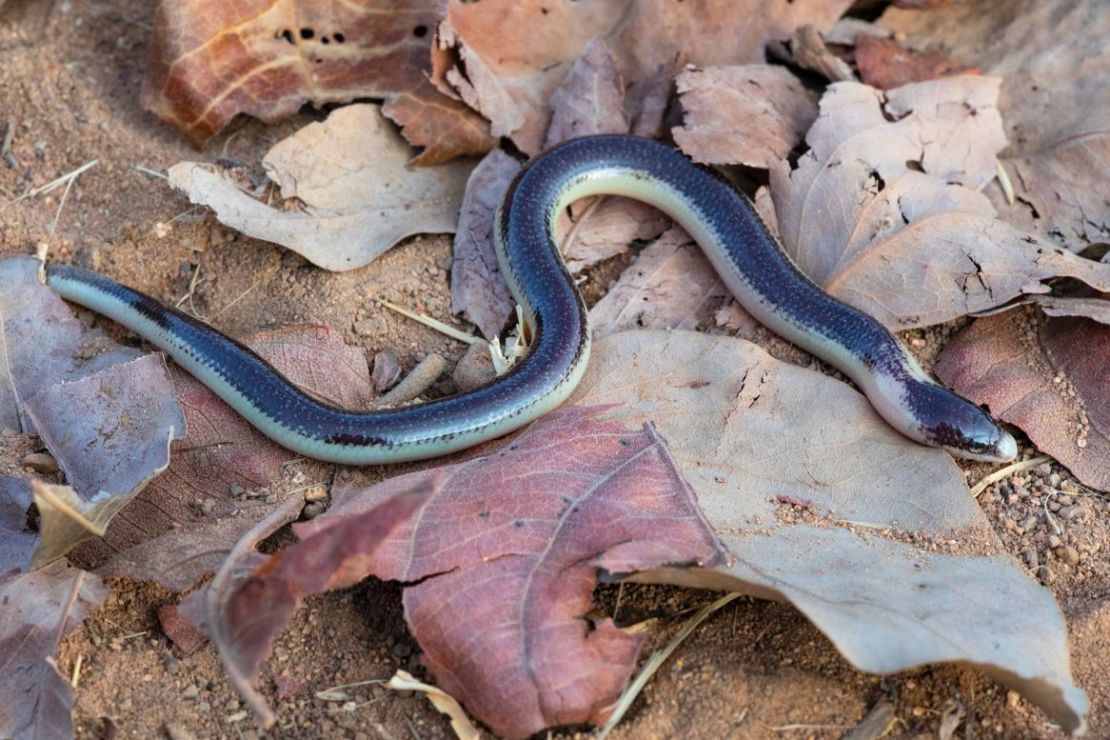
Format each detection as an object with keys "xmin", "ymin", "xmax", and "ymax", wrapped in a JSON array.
[{"xmin": 2, "ymin": 3, "xmax": 1107, "ymax": 739}]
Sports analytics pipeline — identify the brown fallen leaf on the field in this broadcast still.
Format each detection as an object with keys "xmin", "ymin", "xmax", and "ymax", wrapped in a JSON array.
[
  {"xmin": 168, "ymin": 104, "xmax": 473, "ymax": 272},
  {"xmin": 589, "ymin": 226, "xmax": 727, "ymax": 338},
  {"xmin": 769, "ymin": 77, "xmax": 1110, "ymax": 328},
  {"xmin": 543, "ymin": 38, "xmax": 628, "ymax": 149},
  {"xmin": 673, "ymin": 64, "xmax": 818, "ymax": 169},
  {"xmin": 142, "ymin": 0, "xmax": 491, "ymax": 161},
  {"xmin": 295, "ymin": 406, "xmax": 725, "ymax": 738},
  {"xmin": 0, "ymin": 559, "xmax": 110, "ymax": 740},
  {"xmin": 570, "ymin": 329, "xmax": 1087, "ymax": 734},
  {"xmin": 78, "ymin": 325, "xmax": 370, "ymax": 590},
  {"xmin": 181, "ymin": 489, "xmax": 428, "ymax": 726},
  {"xmin": 936, "ymin": 310, "xmax": 1110, "ymax": 493},
  {"xmin": 435, "ymin": 0, "xmax": 853, "ymax": 155},
  {"xmin": 880, "ymin": 0, "xmax": 1110, "ymax": 250},
  {"xmin": 854, "ymin": 34, "xmax": 977, "ymax": 90}
]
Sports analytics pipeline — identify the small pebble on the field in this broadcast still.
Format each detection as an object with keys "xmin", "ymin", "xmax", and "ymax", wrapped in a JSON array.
[
  {"xmin": 229, "ymin": 484, "xmax": 245, "ymax": 497},
  {"xmin": 182, "ymin": 684, "xmax": 199, "ymax": 699},
  {"xmin": 165, "ymin": 723, "xmax": 198, "ymax": 740},
  {"xmin": 1063, "ymin": 546, "xmax": 1080, "ymax": 566},
  {"xmin": 302, "ymin": 501, "xmax": 326, "ymax": 519},
  {"xmin": 1048, "ymin": 534, "xmax": 1063, "ymax": 549}
]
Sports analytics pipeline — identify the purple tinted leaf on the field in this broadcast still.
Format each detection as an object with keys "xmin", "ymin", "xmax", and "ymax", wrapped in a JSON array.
[{"xmin": 0, "ymin": 560, "xmax": 109, "ymax": 739}]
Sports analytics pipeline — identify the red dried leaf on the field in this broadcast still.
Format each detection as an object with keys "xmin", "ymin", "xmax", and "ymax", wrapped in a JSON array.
[
  {"xmin": 183, "ymin": 489, "xmax": 428, "ymax": 726},
  {"xmin": 936, "ymin": 311, "xmax": 1110, "ymax": 493},
  {"xmin": 142, "ymin": 0, "xmax": 491, "ymax": 161},
  {"xmin": 296, "ymin": 406, "xmax": 724, "ymax": 738},
  {"xmin": 855, "ymin": 35, "xmax": 977, "ymax": 90}
]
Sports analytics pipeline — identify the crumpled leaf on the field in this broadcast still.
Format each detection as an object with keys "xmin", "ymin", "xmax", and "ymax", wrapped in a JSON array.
[
  {"xmin": 142, "ymin": 0, "xmax": 492, "ymax": 161},
  {"xmin": 180, "ymin": 489, "xmax": 427, "ymax": 726},
  {"xmin": 880, "ymin": 0, "xmax": 1110, "ymax": 250},
  {"xmin": 168, "ymin": 104, "xmax": 473, "ymax": 272},
  {"xmin": 435, "ymin": 0, "xmax": 853, "ymax": 155},
  {"xmin": 295, "ymin": 406, "xmax": 725, "ymax": 738},
  {"xmin": 854, "ymin": 34, "xmax": 977, "ymax": 91},
  {"xmin": 0, "ymin": 475, "xmax": 35, "ymax": 571},
  {"xmin": 589, "ymin": 226, "xmax": 726, "ymax": 338},
  {"xmin": 0, "ymin": 559, "xmax": 110, "ymax": 740},
  {"xmin": 936, "ymin": 310, "xmax": 1110, "ymax": 493},
  {"xmin": 672, "ymin": 64, "xmax": 818, "ymax": 169},
  {"xmin": 22, "ymin": 355, "xmax": 186, "ymax": 567},
  {"xmin": 569, "ymin": 329, "xmax": 1087, "ymax": 734},
  {"xmin": 769, "ymin": 77, "xmax": 1110, "ymax": 329},
  {"xmin": 78, "ymin": 325, "xmax": 370, "ymax": 589}
]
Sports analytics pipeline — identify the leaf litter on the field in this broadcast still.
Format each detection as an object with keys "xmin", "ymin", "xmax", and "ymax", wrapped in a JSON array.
[{"xmin": 2, "ymin": 0, "xmax": 1110, "ymax": 736}]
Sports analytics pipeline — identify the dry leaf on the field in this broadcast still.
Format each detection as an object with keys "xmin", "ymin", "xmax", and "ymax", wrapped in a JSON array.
[
  {"xmin": 142, "ymin": 0, "xmax": 491, "ymax": 161},
  {"xmin": 449, "ymin": 148, "xmax": 521, "ymax": 339},
  {"xmin": 0, "ymin": 256, "xmax": 143, "ymax": 433},
  {"xmin": 589, "ymin": 226, "xmax": 727, "ymax": 338},
  {"xmin": 543, "ymin": 38, "xmax": 628, "ymax": 149},
  {"xmin": 22, "ymin": 355, "xmax": 185, "ymax": 567},
  {"xmin": 435, "ymin": 0, "xmax": 853, "ymax": 155},
  {"xmin": 880, "ymin": 0, "xmax": 1110, "ymax": 250},
  {"xmin": 570, "ymin": 329, "xmax": 1087, "ymax": 734},
  {"xmin": 168, "ymin": 104, "xmax": 472, "ymax": 272},
  {"xmin": 769, "ymin": 78, "xmax": 1110, "ymax": 329},
  {"xmin": 673, "ymin": 64, "xmax": 818, "ymax": 169},
  {"xmin": 0, "ymin": 560, "xmax": 109, "ymax": 740},
  {"xmin": 936, "ymin": 310, "xmax": 1110, "ymax": 493},
  {"xmin": 180, "ymin": 490, "xmax": 426, "ymax": 726},
  {"xmin": 854, "ymin": 34, "xmax": 977, "ymax": 90},
  {"xmin": 295, "ymin": 406, "xmax": 725, "ymax": 738}
]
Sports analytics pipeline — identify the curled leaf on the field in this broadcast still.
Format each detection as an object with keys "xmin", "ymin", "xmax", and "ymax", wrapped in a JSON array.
[{"xmin": 169, "ymin": 104, "xmax": 473, "ymax": 272}]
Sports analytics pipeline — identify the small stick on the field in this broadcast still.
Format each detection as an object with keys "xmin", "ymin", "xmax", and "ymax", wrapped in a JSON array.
[
  {"xmin": 995, "ymin": 159, "xmax": 1015, "ymax": 206},
  {"xmin": 968, "ymin": 455, "xmax": 1049, "ymax": 498},
  {"xmin": 5, "ymin": 158, "xmax": 98, "ymax": 208},
  {"xmin": 1, "ymin": 117, "xmax": 16, "ymax": 169},
  {"xmin": 135, "ymin": 164, "xmax": 168, "ymax": 180},
  {"xmin": 597, "ymin": 592, "xmax": 741, "ymax": 739}
]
